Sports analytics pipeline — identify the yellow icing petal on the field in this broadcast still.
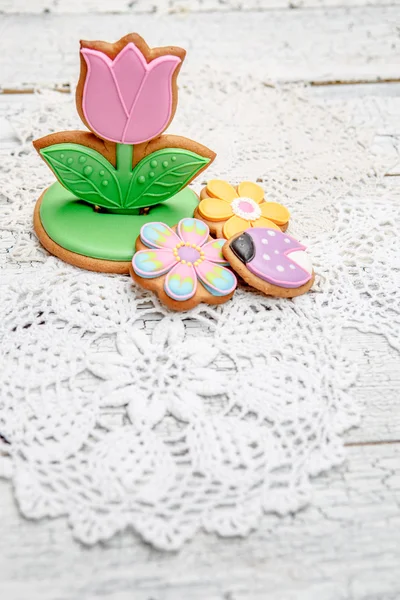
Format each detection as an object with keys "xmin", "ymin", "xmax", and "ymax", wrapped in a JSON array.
[
  {"xmin": 237, "ymin": 181, "xmax": 264, "ymax": 203},
  {"xmin": 260, "ymin": 202, "xmax": 290, "ymax": 225},
  {"xmin": 198, "ymin": 197, "xmax": 233, "ymax": 222},
  {"xmin": 207, "ymin": 179, "xmax": 238, "ymax": 202},
  {"xmin": 252, "ymin": 217, "xmax": 281, "ymax": 230},
  {"xmin": 222, "ymin": 215, "xmax": 250, "ymax": 239}
]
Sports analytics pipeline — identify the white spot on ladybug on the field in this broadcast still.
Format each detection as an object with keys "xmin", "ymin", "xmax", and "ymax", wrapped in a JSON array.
[
  {"xmin": 289, "ymin": 264, "xmax": 296, "ymax": 270},
  {"xmin": 276, "ymin": 265, "xmax": 284, "ymax": 272},
  {"xmin": 274, "ymin": 250, "xmax": 279, "ymax": 254},
  {"xmin": 262, "ymin": 238, "xmax": 268, "ymax": 245},
  {"xmin": 263, "ymin": 254, "xmax": 270, "ymax": 261},
  {"xmin": 267, "ymin": 230, "xmax": 276, "ymax": 237},
  {"xmin": 284, "ymin": 238, "xmax": 290, "ymax": 244}
]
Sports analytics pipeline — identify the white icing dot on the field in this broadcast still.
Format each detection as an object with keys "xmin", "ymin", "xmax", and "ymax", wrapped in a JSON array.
[
  {"xmin": 276, "ymin": 265, "xmax": 284, "ymax": 272},
  {"xmin": 284, "ymin": 238, "xmax": 290, "ymax": 244},
  {"xmin": 267, "ymin": 230, "xmax": 276, "ymax": 237},
  {"xmin": 263, "ymin": 254, "xmax": 270, "ymax": 261},
  {"xmin": 274, "ymin": 250, "xmax": 279, "ymax": 254},
  {"xmin": 262, "ymin": 238, "xmax": 268, "ymax": 245},
  {"xmin": 289, "ymin": 264, "xmax": 296, "ymax": 270}
]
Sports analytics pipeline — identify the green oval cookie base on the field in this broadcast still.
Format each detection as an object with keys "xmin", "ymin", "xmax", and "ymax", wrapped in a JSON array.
[{"xmin": 39, "ymin": 182, "xmax": 199, "ymax": 261}]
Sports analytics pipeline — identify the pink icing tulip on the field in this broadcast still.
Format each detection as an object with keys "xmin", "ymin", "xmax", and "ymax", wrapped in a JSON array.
[{"xmin": 80, "ymin": 42, "xmax": 182, "ymax": 144}]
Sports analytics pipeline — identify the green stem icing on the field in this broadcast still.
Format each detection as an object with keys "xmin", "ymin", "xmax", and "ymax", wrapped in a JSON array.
[{"xmin": 116, "ymin": 143, "xmax": 134, "ymax": 208}]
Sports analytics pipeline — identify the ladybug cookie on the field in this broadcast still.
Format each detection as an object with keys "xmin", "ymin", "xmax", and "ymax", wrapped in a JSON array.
[{"xmin": 223, "ymin": 227, "xmax": 314, "ymax": 298}]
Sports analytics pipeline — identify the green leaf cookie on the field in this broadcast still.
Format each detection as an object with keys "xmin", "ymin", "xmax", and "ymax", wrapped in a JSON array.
[
  {"xmin": 40, "ymin": 143, "xmax": 123, "ymax": 209},
  {"xmin": 125, "ymin": 148, "xmax": 210, "ymax": 209}
]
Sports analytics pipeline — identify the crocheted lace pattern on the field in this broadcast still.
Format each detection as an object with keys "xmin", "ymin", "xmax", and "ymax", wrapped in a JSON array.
[{"xmin": 0, "ymin": 84, "xmax": 398, "ymax": 549}]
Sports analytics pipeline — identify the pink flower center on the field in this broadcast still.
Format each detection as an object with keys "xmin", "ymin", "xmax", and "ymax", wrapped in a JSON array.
[
  {"xmin": 238, "ymin": 201, "xmax": 254, "ymax": 213},
  {"xmin": 231, "ymin": 197, "xmax": 262, "ymax": 221},
  {"xmin": 173, "ymin": 242, "xmax": 205, "ymax": 267}
]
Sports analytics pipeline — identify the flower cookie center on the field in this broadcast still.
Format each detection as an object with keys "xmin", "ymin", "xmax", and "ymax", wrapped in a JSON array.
[
  {"xmin": 231, "ymin": 197, "xmax": 261, "ymax": 221},
  {"xmin": 173, "ymin": 242, "xmax": 205, "ymax": 267}
]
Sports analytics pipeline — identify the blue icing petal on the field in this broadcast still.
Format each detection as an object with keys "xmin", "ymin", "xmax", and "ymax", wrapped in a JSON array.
[
  {"xmin": 201, "ymin": 282, "xmax": 228, "ymax": 297},
  {"xmin": 213, "ymin": 272, "xmax": 236, "ymax": 292},
  {"xmin": 165, "ymin": 273, "xmax": 196, "ymax": 300},
  {"xmin": 179, "ymin": 218, "xmax": 209, "ymax": 241},
  {"xmin": 201, "ymin": 267, "xmax": 236, "ymax": 296},
  {"xmin": 212, "ymin": 239, "xmax": 230, "ymax": 264},
  {"xmin": 133, "ymin": 251, "xmax": 163, "ymax": 278},
  {"xmin": 141, "ymin": 223, "xmax": 173, "ymax": 248},
  {"xmin": 181, "ymin": 218, "xmax": 206, "ymax": 231}
]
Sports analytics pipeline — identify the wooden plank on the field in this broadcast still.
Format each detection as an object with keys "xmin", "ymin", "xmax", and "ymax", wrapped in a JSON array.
[
  {"xmin": 1, "ymin": 8, "xmax": 399, "ymax": 88},
  {"xmin": 342, "ymin": 328, "xmax": 400, "ymax": 445},
  {"xmin": 0, "ymin": 442, "xmax": 399, "ymax": 599},
  {"xmin": 309, "ymin": 82, "xmax": 400, "ymax": 176},
  {"xmin": 1, "ymin": 0, "xmax": 400, "ymax": 15}
]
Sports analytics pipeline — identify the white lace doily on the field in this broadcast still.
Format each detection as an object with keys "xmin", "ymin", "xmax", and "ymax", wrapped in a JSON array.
[{"xmin": 0, "ymin": 82, "xmax": 399, "ymax": 550}]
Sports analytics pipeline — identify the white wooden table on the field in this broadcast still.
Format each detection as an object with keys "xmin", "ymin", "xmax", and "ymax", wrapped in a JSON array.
[{"xmin": 0, "ymin": 2, "xmax": 399, "ymax": 598}]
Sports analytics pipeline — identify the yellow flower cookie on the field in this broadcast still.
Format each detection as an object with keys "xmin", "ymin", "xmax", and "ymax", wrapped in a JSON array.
[{"xmin": 194, "ymin": 179, "xmax": 290, "ymax": 239}]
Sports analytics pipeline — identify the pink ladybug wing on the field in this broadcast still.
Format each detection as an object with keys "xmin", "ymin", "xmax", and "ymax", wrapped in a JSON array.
[{"xmin": 233, "ymin": 228, "xmax": 313, "ymax": 288}]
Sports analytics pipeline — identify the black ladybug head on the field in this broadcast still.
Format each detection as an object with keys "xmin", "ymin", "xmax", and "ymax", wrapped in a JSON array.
[{"xmin": 229, "ymin": 232, "xmax": 255, "ymax": 264}]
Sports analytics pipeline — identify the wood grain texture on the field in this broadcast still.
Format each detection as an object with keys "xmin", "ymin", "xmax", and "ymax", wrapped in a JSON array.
[
  {"xmin": 0, "ymin": 443, "xmax": 399, "ymax": 600},
  {"xmin": 2, "ymin": 0, "xmax": 399, "ymax": 14},
  {"xmin": 0, "ymin": 2, "xmax": 399, "ymax": 596},
  {"xmin": 1, "ymin": 8, "xmax": 399, "ymax": 89}
]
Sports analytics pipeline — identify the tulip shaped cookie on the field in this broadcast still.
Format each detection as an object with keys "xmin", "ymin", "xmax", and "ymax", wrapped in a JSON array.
[
  {"xmin": 223, "ymin": 228, "xmax": 314, "ymax": 298},
  {"xmin": 131, "ymin": 218, "xmax": 237, "ymax": 311},
  {"xmin": 33, "ymin": 33, "xmax": 215, "ymax": 273}
]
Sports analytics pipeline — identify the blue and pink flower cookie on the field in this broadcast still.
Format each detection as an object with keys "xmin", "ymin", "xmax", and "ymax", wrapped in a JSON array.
[{"xmin": 130, "ymin": 218, "xmax": 237, "ymax": 310}]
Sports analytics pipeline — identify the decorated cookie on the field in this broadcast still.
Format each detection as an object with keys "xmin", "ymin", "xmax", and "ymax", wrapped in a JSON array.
[
  {"xmin": 194, "ymin": 179, "xmax": 289, "ymax": 239},
  {"xmin": 223, "ymin": 228, "xmax": 314, "ymax": 298},
  {"xmin": 33, "ymin": 33, "xmax": 215, "ymax": 273},
  {"xmin": 130, "ymin": 218, "xmax": 237, "ymax": 310}
]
